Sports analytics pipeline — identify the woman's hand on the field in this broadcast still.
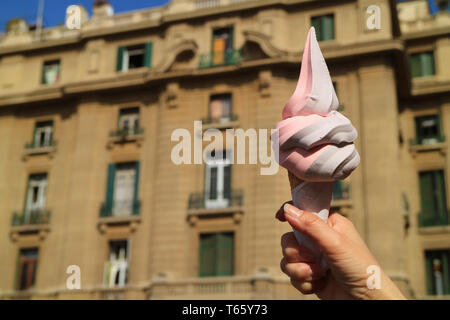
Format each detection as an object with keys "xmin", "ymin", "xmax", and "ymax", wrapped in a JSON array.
[{"xmin": 276, "ymin": 202, "xmax": 406, "ymax": 300}]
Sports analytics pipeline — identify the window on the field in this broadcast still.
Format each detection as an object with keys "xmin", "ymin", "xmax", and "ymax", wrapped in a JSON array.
[
  {"xmin": 205, "ymin": 150, "xmax": 231, "ymax": 209},
  {"xmin": 33, "ymin": 121, "xmax": 53, "ymax": 148},
  {"xmin": 311, "ymin": 14, "xmax": 335, "ymax": 41},
  {"xmin": 437, "ymin": 0, "xmax": 450, "ymax": 12},
  {"xmin": 332, "ymin": 181, "xmax": 349, "ymax": 201},
  {"xmin": 17, "ymin": 248, "xmax": 39, "ymax": 290},
  {"xmin": 409, "ymin": 52, "xmax": 435, "ymax": 78},
  {"xmin": 415, "ymin": 115, "xmax": 442, "ymax": 145},
  {"xmin": 209, "ymin": 94, "xmax": 232, "ymax": 123},
  {"xmin": 418, "ymin": 170, "xmax": 448, "ymax": 227},
  {"xmin": 199, "ymin": 232, "xmax": 234, "ymax": 277},
  {"xmin": 212, "ymin": 27, "xmax": 233, "ymax": 65},
  {"xmin": 25, "ymin": 174, "xmax": 47, "ymax": 216},
  {"xmin": 41, "ymin": 60, "xmax": 60, "ymax": 85},
  {"xmin": 117, "ymin": 43, "xmax": 152, "ymax": 72},
  {"xmin": 425, "ymin": 249, "xmax": 450, "ymax": 295},
  {"xmin": 104, "ymin": 240, "xmax": 129, "ymax": 287},
  {"xmin": 118, "ymin": 107, "xmax": 140, "ymax": 135},
  {"xmin": 103, "ymin": 162, "xmax": 140, "ymax": 217}
]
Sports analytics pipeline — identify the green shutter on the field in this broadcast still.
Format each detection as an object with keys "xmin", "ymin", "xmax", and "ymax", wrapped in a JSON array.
[
  {"xmin": 199, "ymin": 234, "xmax": 216, "ymax": 277},
  {"xmin": 421, "ymin": 52, "xmax": 435, "ymax": 77},
  {"xmin": 425, "ymin": 252, "xmax": 434, "ymax": 294},
  {"xmin": 311, "ymin": 17, "xmax": 321, "ymax": 40},
  {"xmin": 41, "ymin": 63, "xmax": 46, "ymax": 84},
  {"xmin": 216, "ymin": 232, "xmax": 234, "ymax": 276},
  {"xmin": 409, "ymin": 54, "xmax": 421, "ymax": 78},
  {"xmin": 443, "ymin": 251, "xmax": 450, "ymax": 294},
  {"xmin": 144, "ymin": 42, "xmax": 153, "ymax": 68},
  {"xmin": 106, "ymin": 164, "xmax": 116, "ymax": 213},
  {"xmin": 322, "ymin": 15, "xmax": 335, "ymax": 41},
  {"xmin": 419, "ymin": 172, "xmax": 435, "ymax": 225},
  {"xmin": 14, "ymin": 250, "xmax": 21, "ymax": 290},
  {"xmin": 117, "ymin": 46, "xmax": 125, "ymax": 71},
  {"xmin": 224, "ymin": 165, "xmax": 231, "ymax": 200},
  {"xmin": 133, "ymin": 161, "xmax": 140, "ymax": 215},
  {"xmin": 434, "ymin": 171, "xmax": 447, "ymax": 224}
]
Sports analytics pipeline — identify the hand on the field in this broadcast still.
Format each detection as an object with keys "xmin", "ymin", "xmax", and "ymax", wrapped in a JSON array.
[{"xmin": 276, "ymin": 202, "xmax": 406, "ymax": 300}]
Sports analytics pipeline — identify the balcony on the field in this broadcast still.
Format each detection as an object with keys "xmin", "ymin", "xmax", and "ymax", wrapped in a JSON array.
[
  {"xmin": 187, "ymin": 190, "xmax": 244, "ymax": 218},
  {"xmin": 10, "ymin": 209, "xmax": 51, "ymax": 237},
  {"xmin": 108, "ymin": 127, "xmax": 144, "ymax": 145},
  {"xmin": 409, "ymin": 134, "xmax": 446, "ymax": 154},
  {"xmin": 199, "ymin": 49, "xmax": 242, "ymax": 69},
  {"xmin": 23, "ymin": 141, "xmax": 57, "ymax": 157},
  {"xmin": 418, "ymin": 210, "xmax": 450, "ymax": 228},
  {"xmin": 202, "ymin": 114, "xmax": 239, "ymax": 130},
  {"xmin": 100, "ymin": 200, "xmax": 140, "ymax": 218},
  {"xmin": 12, "ymin": 209, "xmax": 51, "ymax": 226}
]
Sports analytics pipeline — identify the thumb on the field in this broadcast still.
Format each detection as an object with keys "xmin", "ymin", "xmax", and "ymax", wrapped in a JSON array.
[{"xmin": 283, "ymin": 203, "xmax": 341, "ymax": 255}]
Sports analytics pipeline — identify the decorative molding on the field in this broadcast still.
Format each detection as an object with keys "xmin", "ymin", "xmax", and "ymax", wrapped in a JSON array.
[
  {"xmin": 258, "ymin": 70, "xmax": 272, "ymax": 97},
  {"xmin": 242, "ymin": 30, "xmax": 289, "ymax": 58},
  {"xmin": 166, "ymin": 82, "xmax": 180, "ymax": 108},
  {"xmin": 155, "ymin": 39, "xmax": 198, "ymax": 73}
]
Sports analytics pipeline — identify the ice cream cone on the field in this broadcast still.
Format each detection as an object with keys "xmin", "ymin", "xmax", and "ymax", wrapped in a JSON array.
[{"xmin": 288, "ymin": 171, "xmax": 302, "ymax": 191}]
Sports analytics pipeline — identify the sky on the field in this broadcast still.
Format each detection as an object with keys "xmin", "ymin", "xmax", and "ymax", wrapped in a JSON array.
[
  {"xmin": 0, "ymin": 0, "xmax": 170, "ymax": 32},
  {"xmin": 0, "ymin": 0, "xmax": 441, "ymax": 32}
]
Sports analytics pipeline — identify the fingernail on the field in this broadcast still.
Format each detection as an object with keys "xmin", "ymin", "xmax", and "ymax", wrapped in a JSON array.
[{"xmin": 284, "ymin": 203, "xmax": 303, "ymax": 219}]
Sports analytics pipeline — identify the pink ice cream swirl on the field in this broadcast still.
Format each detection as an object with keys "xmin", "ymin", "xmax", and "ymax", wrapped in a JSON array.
[{"xmin": 273, "ymin": 27, "xmax": 360, "ymax": 263}]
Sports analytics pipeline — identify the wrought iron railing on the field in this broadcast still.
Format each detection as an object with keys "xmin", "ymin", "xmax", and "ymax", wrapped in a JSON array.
[
  {"xmin": 100, "ymin": 199, "xmax": 141, "ymax": 217},
  {"xmin": 418, "ymin": 210, "xmax": 450, "ymax": 227},
  {"xmin": 199, "ymin": 49, "xmax": 242, "ymax": 69},
  {"xmin": 188, "ymin": 190, "xmax": 243, "ymax": 210},
  {"xmin": 410, "ymin": 134, "xmax": 445, "ymax": 146},
  {"xmin": 11, "ymin": 209, "xmax": 51, "ymax": 226},
  {"xmin": 202, "ymin": 114, "xmax": 239, "ymax": 125},
  {"xmin": 24, "ymin": 140, "xmax": 57, "ymax": 150},
  {"xmin": 109, "ymin": 127, "xmax": 144, "ymax": 138}
]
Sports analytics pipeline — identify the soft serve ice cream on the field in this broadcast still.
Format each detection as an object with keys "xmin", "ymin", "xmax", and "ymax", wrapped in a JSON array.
[{"xmin": 272, "ymin": 27, "xmax": 360, "ymax": 263}]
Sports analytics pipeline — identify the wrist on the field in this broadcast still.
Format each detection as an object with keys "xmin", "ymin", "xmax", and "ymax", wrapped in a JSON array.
[{"xmin": 364, "ymin": 272, "xmax": 406, "ymax": 300}]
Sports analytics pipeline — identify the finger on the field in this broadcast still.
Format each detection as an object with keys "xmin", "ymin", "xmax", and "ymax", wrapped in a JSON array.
[
  {"xmin": 281, "ymin": 232, "xmax": 316, "ymax": 263},
  {"xmin": 290, "ymin": 277, "xmax": 327, "ymax": 295},
  {"xmin": 280, "ymin": 258, "xmax": 325, "ymax": 281},
  {"xmin": 283, "ymin": 203, "xmax": 343, "ymax": 256},
  {"xmin": 276, "ymin": 200, "xmax": 293, "ymax": 221}
]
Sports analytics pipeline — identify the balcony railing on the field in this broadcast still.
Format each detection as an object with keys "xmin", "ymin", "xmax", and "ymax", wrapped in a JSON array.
[
  {"xmin": 188, "ymin": 190, "xmax": 243, "ymax": 210},
  {"xmin": 199, "ymin": 49, "xmax": 242, "ymax": 69},
  {"xmin": 202, "ymin": 114, "xmax": 239, "ymax": 125},
  {"xmin": 332, "ymin": 183, "xmax": 351, "ymax": 201},
  {"xmin": 410, "ymin": 134, "xmax": 445, "ymax": 146},
  {"xmin": 11, "ymin": 209, "xmax": 51, "ymax": 226},
  {"xmin": 24, "ymin": 140, "xmax": 57, "ymax": 150},
  {"xmin": 418, "ymin": 210, "xmax": 450, "ymax": 227},
  {"xmin": 100, "ymin": 200, "xmax": 140, "ymax": 218},
  {"xmin": 109, "ymin": 127, "xmax": 144, "ymax": 139}
]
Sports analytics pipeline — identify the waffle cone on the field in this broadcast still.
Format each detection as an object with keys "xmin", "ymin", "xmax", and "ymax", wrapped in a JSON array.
[{"xmin": 288, "ymin": 171, "xmax": 303, "ymax": 191}]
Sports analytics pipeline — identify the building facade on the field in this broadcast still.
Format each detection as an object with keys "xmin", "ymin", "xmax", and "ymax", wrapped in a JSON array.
[{"xmin": 0, "ymin": 0, "xmax": 449, "ymax": 299}]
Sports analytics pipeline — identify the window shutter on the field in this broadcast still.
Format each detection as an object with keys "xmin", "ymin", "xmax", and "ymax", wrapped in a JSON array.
[
  {"xmin": 199, "ymin": 234, "xmax": 216, "ymax": 277},
  {"xmin": 434, "ymin": 170, "xmax": 448, "ymax": 224},
  {"xmin": 425, "ymin": 252, "xmax": 434, "ymax": 294},
  {"xmin": 311, "ymin": 17, "xmax": 322, "ymax": 40},
  {"xmin": 117, "ymin": 46, "xmax": 125, "ymax": 71},
  {"xmin": 133, "ymin": 161, "xmax": 140, "ymax": 215},
  {"xmin": 421, "ymin": 52, "xmax": 435, "ymax": 77},
  {"xmin": 209, "ymin": 167, "xmax": 218, "ymax": 200},
  {"xmin": 41, "ymin": 64, "xmax": 46, "ymax": 84},
  {"xmin": 216, "ymin": 232, "xmax": 234, "ymax": 276},
  {"xmin": 144, "ymin": 42, "xmax": 153, "ymax": 68},
  {"xmin": 322, "ymin": 15, "xmax": 334, "ymax": 41},
  {"xmin": 223, "ymin": 165, "xmax": 231, "ymax": 200},
  {"xmin": 409, "ymin": 54, "xmax": 421, "ymax": 78},
  {"xmin": 106, "ymin": 164, "xmax": 116, "ymax": 213},
  {"xmin": 419, "ymin": 172, "xmax": 434, "ymax": 223},
  {"xmin": 442, "ymin": 251, "xmax": 450, "ymax": 294}
]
